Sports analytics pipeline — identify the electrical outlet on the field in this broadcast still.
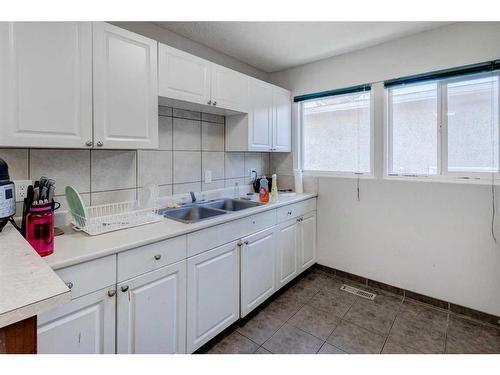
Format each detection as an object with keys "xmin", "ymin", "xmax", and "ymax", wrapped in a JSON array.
[
  {"xmin": 14, "ymin": 180, "xmax": 32, "ymax": 202},
  {"xmin": 204, "ymin": 170, "xmax": 212, "ymax": 184}
]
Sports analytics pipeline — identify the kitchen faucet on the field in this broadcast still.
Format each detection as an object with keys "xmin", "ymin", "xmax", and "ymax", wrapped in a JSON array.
[{"xmin": 190, "ymin": 191, "xmax": 196, "ymax": 203}]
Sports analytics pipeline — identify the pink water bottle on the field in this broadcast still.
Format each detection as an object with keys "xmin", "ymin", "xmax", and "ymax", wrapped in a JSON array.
[{"xmin": 26, "ymin": 204, "xmax": 54, "ymax": 257}]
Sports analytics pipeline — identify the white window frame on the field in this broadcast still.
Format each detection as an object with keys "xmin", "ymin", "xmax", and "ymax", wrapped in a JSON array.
[
  {"xmin": 299, "ymin": 89, "xmax": 375, "ymax": 179},
  {"xmin": 384, "ymin": 71, "xmax": 500, "ymax": 185}
]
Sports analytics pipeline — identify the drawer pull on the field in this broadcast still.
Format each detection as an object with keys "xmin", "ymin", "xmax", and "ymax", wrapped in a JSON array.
[
  {"xmin": 296, "ymin": 218, "xmax": 301, "ymax": 222},
  {"xmin": 121, "ymin": 285, "xmax": 129, "ymax": 292},
  {"xmin": 65, "ymin": 282, "xmax": 74, "ymax": 290},
  {"xmin": 154, "ymin": 254, "xmax": 162, "ymax": 260},
  {"xmin": 237, "ymin": 240, "xmax": 243, "ymax": 247},
  {"xmin": 287, "ymin": 211, "xmax": 292, "ymax": 215},
  {"xmin": 244, "ymin": 240, "xmax": 249, "ymax": 245},
  {"xmin": 107, "ymin": 289, "xmax": 116, "ymax": 297}
]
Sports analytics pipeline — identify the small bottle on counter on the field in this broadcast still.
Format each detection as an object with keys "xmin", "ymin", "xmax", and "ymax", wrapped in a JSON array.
[
  {"xmin": 259, "ymin": 176, "xmax": 269, "ymax": 203},
  {"xmin": 234, "ymin": 182, "xmax": 240, "ymax": 199},
  {"xmin": 270, "ymin": 174, "xmax": 278, "ymax": 203}
]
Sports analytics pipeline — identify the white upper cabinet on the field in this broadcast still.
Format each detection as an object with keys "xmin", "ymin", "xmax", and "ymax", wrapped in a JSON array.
[
  {"xmin": 248, "ymin": 79, "xmax": 274, "ymax": 151},
  {"xmin": 0, "ymin": 22, "xmax": 93, "ymax": 148},
  {"xmin": 210, "ymin": 64, "xmax": 249, "ymax": 112},
  {"xmin": 158, "ymin": 44, "xmax": 249, "ymax": 113},
  {"xmin": 226, "ymin": 78, "xmax": 291, "ymax": 152},
  {"xmin": 272, "ymin": 86, "xmax": 292, "ymax": 152},
  {"xmin": 93, "ymin": 22, "xmax": 158, "ymax": 149},
  {"xmin": 158, "ymin": 44, "xmax": 211, "ymax": 106},
  {"xmin": 116, "ymin": 261, "xmax": 187, "ymax": 354}
]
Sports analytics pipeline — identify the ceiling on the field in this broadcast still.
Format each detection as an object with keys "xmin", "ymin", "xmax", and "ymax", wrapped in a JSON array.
[{"xmin": 154, "ymin": 22, "xmax": 452, "ymax": 73}]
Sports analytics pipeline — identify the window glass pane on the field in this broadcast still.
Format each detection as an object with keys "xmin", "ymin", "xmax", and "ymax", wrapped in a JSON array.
[
  {"xmin": 302, "ymin": 92, "xmax": 370, "ymax": 173},
  {"xmin": 447, "ymin": 75, "xmax": 499, "ymax": 173},
  {"xmin": 389, "ymin": 83, "xmax": 438, "ymax": 175}
]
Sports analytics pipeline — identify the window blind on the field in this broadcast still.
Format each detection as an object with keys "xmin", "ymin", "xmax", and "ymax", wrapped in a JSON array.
[
  {"xmin": 293, "ymin": 83, "xmax": 371, "ymax": 103},
  {"xmin": 384, "ymin": 60, "xmax": 500, "ymax": 88}
]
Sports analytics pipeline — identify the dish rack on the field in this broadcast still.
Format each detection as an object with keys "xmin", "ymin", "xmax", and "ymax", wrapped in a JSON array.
[{"xmin": 70, "ymin": 200, "xmax": 162, "ymax": 236}]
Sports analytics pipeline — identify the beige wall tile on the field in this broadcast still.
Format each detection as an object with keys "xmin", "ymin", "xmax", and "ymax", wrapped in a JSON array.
[
  {"xmin": 138, "ymin": 150, "xmax": 172, "ymax": 187},
  {"xmin": 261, "ymin": 153, "xmax": 271, "ymax": 175},
  {"xmin": 0, "ymin": 148, "xmax": 29, "ymax": 180},
  {"xmin": 173, "ymin": 181, "xmax": 201, "ymax": 195},
  {"xmin": 202, "ymin": 112, "xmax": 224, "ymax": 124},
  {"xmin": 225, "ymin": 152, "xmax": 245, "ymax": 179},
  {"xmin": 202, "ymin": 121, "xmax": 224, "ymax": 151},
  {"xmin": 173, "ymin": 151, "xmax": 201, "ymax": 183},
  {"xmin": 173, "ymin": 108, "xmax": 201, "ymax": 120},
  {"xmin": 158, "ymin": 184, "xmax": 173, "ymax": 197},
  {"xmin": 91, "ymin": 189, "xmax": 136, "ymax": 205},
  {"xmin": 202, "ymin": 152, "xmax": 224, "ymax": 181},
  {"xmin": 271, "ymin": 152, "xmax": 294, "ymax": 175},
  {"xmin": 158, "ymin": 116, "xmax": 173, "ymax": 150},
  {"xmin": 30, "ymin": 149, "xmax": 90, "ymax": 195},
  {"xmin": 202, "ymin": 180, "xmax": 225, "ymax": 191},
  {"xmin": 244, "ymin": 152, "xmax": 263, "ymax": 178},
  {"xmin": 173, "ymin": 118, "xmax": 201, "ymax": 151},
  {"xmin": 159, "ymin": 106, "xmax": 172, "ymax": 116},
  {"xmin": 91, "ymin": 150, "xmax": 136, "ymax": 191}
]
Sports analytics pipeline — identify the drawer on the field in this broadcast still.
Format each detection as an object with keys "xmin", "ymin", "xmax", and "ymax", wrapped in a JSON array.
[
  {"xmin": 276, "ymin": 198, "xmax": 317, "ymax": 223},
  {"xmin": 117, "ymin": 235, "xmax": 187, "ymax": 282},
  {"xmin": 187, "ymin": 210, "xmax": 276, "ymax": 257},
  {"xmin": 56, "ymin": 255, "xmax": 116, "ymax": 299}
]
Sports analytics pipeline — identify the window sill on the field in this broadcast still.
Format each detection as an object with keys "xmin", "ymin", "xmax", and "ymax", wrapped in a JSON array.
[
  {"xmin": 302, "ymin": 171, "xmax": 376, "ymax": 179},
  {"xmin": 384, "ymin": 175, "xmax": 500, "ymax": 186}
]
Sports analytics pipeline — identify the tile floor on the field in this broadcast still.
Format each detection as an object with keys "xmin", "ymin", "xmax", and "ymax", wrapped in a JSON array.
[{"xmin": 198, "ymin": 267, "xmax": 500, "ymax": 354}]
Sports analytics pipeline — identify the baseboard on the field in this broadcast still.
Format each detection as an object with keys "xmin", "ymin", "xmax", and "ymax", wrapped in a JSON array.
[{"xmin": 314, "ymin": 264, "xmax": 500, "ymax": 327}]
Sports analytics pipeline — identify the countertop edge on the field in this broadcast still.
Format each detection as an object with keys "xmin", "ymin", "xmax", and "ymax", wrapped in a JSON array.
[{"xmin": 47, "ymin": 193, "xmax": 317, "ymax": 270}]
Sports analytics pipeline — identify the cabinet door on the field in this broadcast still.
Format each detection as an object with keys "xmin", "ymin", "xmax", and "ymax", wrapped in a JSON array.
[
  {"xmin": 299, "ymin": 212, "xmax": 317, "ymax": 272},
  {"xmin": 116, "ymin": 261, "xmax": 187, "ymax": 354},
  {"xmin": 276, "ymin": 218, "xmax": 299, "ymax": 289},
  {"xmin": 211, "ymin": 64, "xmax": 249, "ymax": 112},
  {"xmin": 240, "ymin": 227, "xmax": 277, "ymax": 317},
  {"xmin": 93, "ymin": 22, "xmax": 158, "ymax": 149},
  {"xmin": 248, "ymin": 79, "xmax": 273, "ymax": 151},
  {"xmin": 272, "ymin": 86, "xmax": 292, "ymax": 152},
  {"xmin": 187, "ymin": 241, "xmax": 240, "ymax": 353},
  {"xmin": 37, "ymin": 287, "xmax": 116, "ymax": 354},
  {"xmin": 158, "ymin": 44, "xmax": 211, "ymax": 106},
  {"xmin": 0, "ymin": 22, "xmax": 92, "ymax": 148}
]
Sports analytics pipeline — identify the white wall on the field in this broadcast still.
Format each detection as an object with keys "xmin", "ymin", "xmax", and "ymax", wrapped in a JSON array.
[
  {"xmin": 112, "ymin": 22, "xmax": 269, "ymax": 82},
  {"xmin": 269, "ymin": 22, "xmax": 500, "ymax": 316}
]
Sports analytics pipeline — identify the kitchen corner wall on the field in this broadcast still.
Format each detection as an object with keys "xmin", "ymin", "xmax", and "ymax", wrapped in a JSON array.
[{"xmin": 0, "ymin": 106, "xmax": 271, "ymax": 214}]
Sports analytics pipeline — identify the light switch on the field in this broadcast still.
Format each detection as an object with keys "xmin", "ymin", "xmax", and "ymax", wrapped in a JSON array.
[{"xmin": 204, "ymin": 170, "xmax": 212, "ymax": 184}]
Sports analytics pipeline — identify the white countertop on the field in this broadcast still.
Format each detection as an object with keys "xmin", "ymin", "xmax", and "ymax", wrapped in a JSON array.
[
  {"xmin": 45, "ymin": 193, "xmax": 317, "ymax": 270},
  {"xmin": 0, "ymin": 226, "xmax": 70, "ymax": 328}
]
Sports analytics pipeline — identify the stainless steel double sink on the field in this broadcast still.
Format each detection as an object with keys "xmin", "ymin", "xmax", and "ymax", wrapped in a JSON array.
[{"xmin": 159, "ymin": 198, "xmax": 261, "ymax": 223}]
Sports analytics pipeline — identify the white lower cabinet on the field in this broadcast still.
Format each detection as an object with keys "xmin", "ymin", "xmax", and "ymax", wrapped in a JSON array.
[
  {"xmin": 240, "ymin": 227, "xmax": 277, "ymax": 317},
  {"xmin": 116, "ymin": 261, "xmax": 187, "ymax": 354},
  {"xmin": 37, "ymin": 287, "xmax": 116, "ymax": 354},
  {"xmin": 186, "ymin": 241, "xmax": 240, "ymax": 353},
  {"xmin": 299, "ymin": 212, "xmax": 317, "ymax": 272},
  {"xmin": 276, "ymin": 218, "xmax": 299, "ymax": 288}
]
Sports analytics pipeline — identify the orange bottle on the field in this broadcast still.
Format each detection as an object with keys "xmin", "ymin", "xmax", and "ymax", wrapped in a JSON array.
[{"xmin": 259, "ymin": 176, "xmax": 269, "ymax": 203}]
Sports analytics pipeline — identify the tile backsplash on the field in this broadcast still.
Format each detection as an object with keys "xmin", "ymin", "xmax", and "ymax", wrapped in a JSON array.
[{"xmin": 0, "ymin": 106, "xmax": 272, "ymax": 212}]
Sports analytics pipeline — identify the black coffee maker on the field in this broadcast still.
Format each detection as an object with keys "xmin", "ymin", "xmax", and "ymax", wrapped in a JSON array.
[{"xmin": 0, "ymin": 158, "xmax": 16, "ymax": 232}]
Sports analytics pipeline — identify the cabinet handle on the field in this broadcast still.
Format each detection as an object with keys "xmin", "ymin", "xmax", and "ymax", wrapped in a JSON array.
[
  {"xmin": 212, "ymin": 101, "xmax": 217, "ymax": 106},
  {"xmin": 207, "ymin": 100, "xmax": 212, "ymax": 105},
  {"xmin": 296, "ymin": 218, "xmax": 301, "ymax": 222},
  {"xmin": 121, "ymin": 285, "xmax": 129, "ymax": 292},
  {"xmin": 154, "ymin": 254, "xmax": 162, "ymax": 260},
  {"xmin": 85, "ymin": 140, "xmax": 93, "ymax": 147},
  {"xmin": 96, "ymin": 141, "xmax": 103, "ymax": 147},
  {"xmin": 244, "ymin": 240, "xmax": 249, "ymax": 245},
  {"xmin": 107, "ymin": 289, "xmax": 116, "ymax": 297},
  {"xmin": 287, "ymin": 211, "xmax": 292, "ymax": 215},
  {"xmin": 65, "ymin": 281, "xmax": 74, "ymax": 290},
  {"xmin": 237, "ymin": 240, "xmax": 243, "ymax": 247}
]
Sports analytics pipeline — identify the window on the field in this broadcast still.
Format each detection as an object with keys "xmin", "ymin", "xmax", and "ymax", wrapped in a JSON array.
[
  {"xmin": 301, "ymin": 90, "xmax": 372, "ymax": 175},
  {"xmin": 387, "ymin": 72, "xmax": 499, "ymax": 179}
]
